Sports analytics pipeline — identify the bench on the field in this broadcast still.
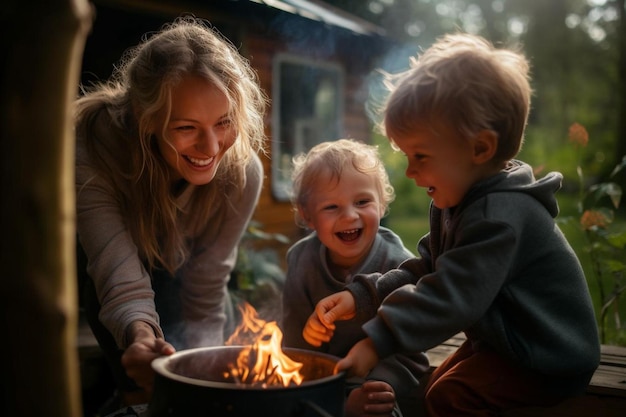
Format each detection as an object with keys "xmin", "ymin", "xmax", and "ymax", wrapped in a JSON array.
[{"xmin": 423, "ymin": 334, "xmax": 626, "ymax": 417}]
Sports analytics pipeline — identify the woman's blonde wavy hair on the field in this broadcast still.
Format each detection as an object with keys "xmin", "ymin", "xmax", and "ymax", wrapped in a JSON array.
[{"xmin": 75, "ymin": 16, "xmax": 267, "ymax": 274}]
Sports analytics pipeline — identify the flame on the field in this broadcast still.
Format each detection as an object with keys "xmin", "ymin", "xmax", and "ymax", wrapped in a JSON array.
[{"xmin": 224, "ymin": 302, "xmax": 303, "ymax": 387}]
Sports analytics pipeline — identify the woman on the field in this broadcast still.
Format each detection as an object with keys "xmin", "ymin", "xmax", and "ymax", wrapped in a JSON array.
[{"xmin": 75, "ymin": 16, "xmax": 267, "ymax": 407}]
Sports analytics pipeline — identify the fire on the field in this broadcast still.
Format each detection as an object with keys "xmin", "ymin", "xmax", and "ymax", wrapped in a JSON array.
[{"xmin": 224, "ymin": 302, "xmax": 304, "ymax": 387}]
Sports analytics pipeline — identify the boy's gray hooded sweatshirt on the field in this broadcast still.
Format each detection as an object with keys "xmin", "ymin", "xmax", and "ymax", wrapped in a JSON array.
[{"xmin": 348, "ymin": 160, "xmax": 600, "ymax": 395}]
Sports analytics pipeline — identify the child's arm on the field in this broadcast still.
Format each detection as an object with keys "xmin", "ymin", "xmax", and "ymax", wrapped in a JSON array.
[{"xmin": 281, "ymin": 269, "xmax": 317, "ymax": 349}]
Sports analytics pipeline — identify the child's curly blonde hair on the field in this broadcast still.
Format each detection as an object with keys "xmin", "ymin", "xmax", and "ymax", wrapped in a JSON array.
[{"xmin": 290, "ymin": 138, "xmax": 395, "ymax": 228}]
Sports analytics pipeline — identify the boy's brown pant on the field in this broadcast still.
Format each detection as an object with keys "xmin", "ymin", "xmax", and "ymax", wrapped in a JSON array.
[{"xmin": 423, "ymin": 340, "xmax": 569, "ymax": 416}]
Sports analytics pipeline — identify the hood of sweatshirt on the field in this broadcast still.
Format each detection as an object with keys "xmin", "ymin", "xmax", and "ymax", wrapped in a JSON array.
[{"xmin": 460, "ymin": 160, "xmax": 563, "ymax": 218}]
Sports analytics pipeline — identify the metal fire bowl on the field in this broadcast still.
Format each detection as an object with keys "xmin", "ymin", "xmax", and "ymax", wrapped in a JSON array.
[{"xmin": 148, "ymin": 346, "xmax": 346, "ymax": 417}]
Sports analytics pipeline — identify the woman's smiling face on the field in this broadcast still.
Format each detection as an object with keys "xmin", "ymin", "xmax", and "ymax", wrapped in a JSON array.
[{"xmin": 157, "ymin": 74, "xmax": 236, "ymax": 186}]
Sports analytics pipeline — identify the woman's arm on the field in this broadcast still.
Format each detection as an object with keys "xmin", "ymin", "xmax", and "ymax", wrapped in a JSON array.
[{"xmin": 76, "ymin": 141, "xmax": 162, "ymax": 348}]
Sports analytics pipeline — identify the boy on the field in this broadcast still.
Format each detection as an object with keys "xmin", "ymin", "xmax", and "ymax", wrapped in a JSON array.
[
  {"xmin": 282, "ymin": 139, "xmax": 429, "ymax": 417},
  {"xmin": 304, "ymin": 34, "xmax": 601, "ymax": 416}
]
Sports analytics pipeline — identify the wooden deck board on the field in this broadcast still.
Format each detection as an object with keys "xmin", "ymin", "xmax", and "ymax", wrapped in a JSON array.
[
  {"xmin": 425, "ymin": 333, "xmax": 626, "ymax": 413},
  {"xmin": 600, "ymin": 344, "xmax": 626, "ymax": 367},
  {"xmin": 588, "ymin": 362, "xmax": 626, "ymax": 398}
]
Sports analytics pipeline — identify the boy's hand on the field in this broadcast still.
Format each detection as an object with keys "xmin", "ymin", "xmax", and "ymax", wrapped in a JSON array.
[
  {"xmin": 335, "ymin": 337, "xmax": 379, "ymax": 378},
  {"xmin": 315, "ymin": 291, "xmax": 356, "ymax": 327}
]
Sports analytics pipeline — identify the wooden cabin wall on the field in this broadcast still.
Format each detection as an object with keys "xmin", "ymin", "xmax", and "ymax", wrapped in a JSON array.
[
  {"xmin": 240, "ymin": 35, "xmax": 299, "ymax": 252},
  {"xmin": 242, "ymin": 28, "xmax": 382, "ymax": 262}
]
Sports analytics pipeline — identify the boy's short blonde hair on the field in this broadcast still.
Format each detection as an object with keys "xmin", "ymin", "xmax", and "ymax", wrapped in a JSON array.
[
  {"xmin": 290, "ymin": 138, "xmax": 395, "ymax": 228},
  {"xmin": 383, "ymin": 33, "xmax": 531, "ymax": 163}
]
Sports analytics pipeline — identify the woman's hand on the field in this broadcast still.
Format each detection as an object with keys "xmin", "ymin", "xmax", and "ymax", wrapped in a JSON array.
[
  {"xmin": 346, "ymin": 380, "xmax": 397, "ymax": 417},
  {"xmin": 121, "ymin": 321, "xmax": 176, "ymax": 395}
]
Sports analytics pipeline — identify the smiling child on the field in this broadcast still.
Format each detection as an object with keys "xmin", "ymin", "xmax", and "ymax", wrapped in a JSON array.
[{"xmin": 281, "ymin": 138, "xmax": 429, "ymax": 417}]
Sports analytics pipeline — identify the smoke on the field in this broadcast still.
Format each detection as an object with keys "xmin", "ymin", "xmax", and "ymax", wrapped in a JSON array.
[
  {"xmin": 269, "ymin": 14, "xmax": 339, "ymax": 59},
  {"xmin": 364, "ymin": 42, "xmax": 421, "ymax": 126}
]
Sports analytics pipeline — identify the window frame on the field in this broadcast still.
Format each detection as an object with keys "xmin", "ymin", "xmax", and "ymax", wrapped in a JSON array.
[{"xmin": 271, "ymin": 53, "xmax": 345, "ymax": 201}]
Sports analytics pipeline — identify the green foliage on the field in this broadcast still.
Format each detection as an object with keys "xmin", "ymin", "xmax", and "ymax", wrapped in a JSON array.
[
  {"xmin": 373, "ymin": 134, "xmax": 431, "ymax": 253},
  {"xmin": 230, "ymin": 221, "xmax": 289, "ymax": 321},
  {"xmin": 556, "ymin": 123, "xmax": 626, "ymax": 345},
  {"xmin": 374, "ymin": 134, "xmax": 432, "ymax": 219},
  {"xmin": 356, "ymin": 0, "xmax": 624, "ymax": 187}
]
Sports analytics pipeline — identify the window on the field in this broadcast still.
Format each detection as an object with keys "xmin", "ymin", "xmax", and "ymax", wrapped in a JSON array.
[{"xmin": 271, "ymin": 54, "xmax": 344, "ymax": 201}]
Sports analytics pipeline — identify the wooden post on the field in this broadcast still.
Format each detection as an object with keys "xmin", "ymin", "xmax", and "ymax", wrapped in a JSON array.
[{"xmin": 0, "ymin": 1, "xmax": 93, "ymax": 416}]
